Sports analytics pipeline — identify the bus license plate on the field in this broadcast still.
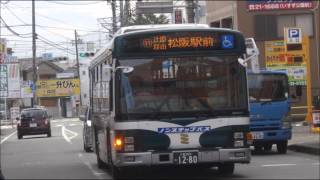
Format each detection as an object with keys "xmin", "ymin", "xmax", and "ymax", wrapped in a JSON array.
[
  {"xmin": 252, "ymin": 132, "xmax": 264, "ymax": 139},
  {"xmin": 30, "ymin": 123, "xmax": 37, "ymax": 127},
  {"xmin": 173, "ymin": 152, "xmax": 198, "ymax": 165}
]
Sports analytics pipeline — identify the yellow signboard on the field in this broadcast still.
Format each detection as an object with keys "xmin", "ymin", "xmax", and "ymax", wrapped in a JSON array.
[
  {"xmin": 36, "ymin": 79, "xmax": 80, "ymax": 97},
  {"xmin": 265, "ymin": 36, "xmax": 309, "ymax": 86}
]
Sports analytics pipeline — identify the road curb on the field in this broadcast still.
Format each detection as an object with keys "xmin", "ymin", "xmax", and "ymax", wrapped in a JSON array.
[{"xmin": 288, "ymin": 145, "xmax": 320, "ymax": 156}]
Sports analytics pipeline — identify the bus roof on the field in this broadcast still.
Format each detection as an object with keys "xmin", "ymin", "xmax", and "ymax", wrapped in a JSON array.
[{"xmin": 115, "ymin": 24, "xmax": 210, "ymax": 35}]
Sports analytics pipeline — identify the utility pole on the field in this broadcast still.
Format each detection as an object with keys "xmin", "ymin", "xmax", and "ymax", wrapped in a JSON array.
[
  {"xmin": 74, "ymin": 30, "xmax": 82, "ymax": 116},
  {"xmin": 120, "ymin": 0, "xmax": 124, "ymax": 27},
  {"xmin": 194, "ymin": 0, "xmax": 200, "ymax": 24},
  {"xmin": 0, "ymin": 0, "xmax": 6, "ymax": 122},
  {"xmin": 111, "ymin": 0, "xmax": 117, "ymax": 34},
  {"xmin": 74, "ymin": 30, "xmax": 80, "ymax": 78},
  {"xmin": 124, "ymin": 0, "xmax": 131, "ymax": 26},
  {"xmin": 32, "ymin": 0, "xmax": 38, "ymax": 107}
]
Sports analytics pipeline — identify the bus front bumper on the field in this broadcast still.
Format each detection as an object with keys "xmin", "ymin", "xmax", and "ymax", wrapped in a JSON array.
[{"xmin": 114, "ymin": 148, "xmax": 251, "ymax": 167}]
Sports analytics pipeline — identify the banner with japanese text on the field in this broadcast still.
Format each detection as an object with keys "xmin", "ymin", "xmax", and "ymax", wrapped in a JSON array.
[
  {"xmin": 265, "ymin": 36, "xmax": 309, "ymax": 86},
  {"xmin": 36, "ymin": 79, "xmax": 80, "ymax": 97},
  {"xmin": 247, "ymin": 0, "xmax": 314, "ymax": 11}
]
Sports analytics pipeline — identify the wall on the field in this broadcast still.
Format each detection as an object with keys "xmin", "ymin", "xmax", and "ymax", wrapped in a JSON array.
[{"xmin": 206, "ymin": 1, "xmax": 237, "ymax": 28}]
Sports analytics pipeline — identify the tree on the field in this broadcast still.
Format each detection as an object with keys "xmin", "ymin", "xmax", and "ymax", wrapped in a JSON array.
[{"xmin": 128, "ymin": 14, "xmax": 169, "ymax": 26}]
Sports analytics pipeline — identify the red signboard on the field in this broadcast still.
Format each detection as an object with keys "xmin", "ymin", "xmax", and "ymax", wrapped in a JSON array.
[{"xmin": 247, "ymin": 1, "xmax": 313, "ymax": 11}]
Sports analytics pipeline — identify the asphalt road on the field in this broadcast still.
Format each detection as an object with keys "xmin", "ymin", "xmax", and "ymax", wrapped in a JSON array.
[{"xmin": 1, "ymin": 118, "xmax": 319, "ymax": 179}]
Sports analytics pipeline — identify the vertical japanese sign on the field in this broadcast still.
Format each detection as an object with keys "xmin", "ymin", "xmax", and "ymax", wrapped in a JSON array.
[
  {"xmin": 265, "ymin": 36, "xmax": 309, "ymax": 86},
  {"xmin": 0, "ymin": 38, "xmax": 7, "ymax": 64},
  {"xmin": 0, "ymin": 65, "xmax": 8, "ymax": 97},
  {"xmin": 7, "ymin": 64, "xmax": 21, "ymax": 98},
  {"xmin": 21, "ymin": 81, "xmax": 34, "ymax": 98}
]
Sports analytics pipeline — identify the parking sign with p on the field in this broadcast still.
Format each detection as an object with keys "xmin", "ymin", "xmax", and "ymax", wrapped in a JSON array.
[{"xmin": 285, "ymin": 27, "xmax": 302, "ymax": 44}]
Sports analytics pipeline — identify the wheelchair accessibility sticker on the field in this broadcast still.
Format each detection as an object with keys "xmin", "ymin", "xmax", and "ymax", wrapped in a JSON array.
[{"xmin": 221, "ymin": 35, "xmax": 234, "ymax": 49}]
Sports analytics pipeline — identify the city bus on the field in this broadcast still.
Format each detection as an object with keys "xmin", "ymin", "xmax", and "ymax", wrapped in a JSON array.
[
  {"xmin": 89, "ymin": 24, "xmax": 252, "ymax": 178},
  {"xmin": 248, "ymin": 70, "xmax": 292, "ymax": 154}
]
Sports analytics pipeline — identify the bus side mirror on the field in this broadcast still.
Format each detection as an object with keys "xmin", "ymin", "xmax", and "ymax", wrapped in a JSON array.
[{"xmin": 238, "ymin": 58, "xmax": 247, "ymax": 67}]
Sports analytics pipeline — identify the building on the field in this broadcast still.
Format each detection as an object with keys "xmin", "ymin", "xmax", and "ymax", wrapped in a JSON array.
[
  {"xmin": 20, "ymin": 58, "xmax": 81, "ymax": 118},
  {"xmin": 134, "ymin": 0, "xmax": 207, "ymax": 24},
  {"xmin": 206, "ymin": 0, "xmax": 320, "ymax": 120}
]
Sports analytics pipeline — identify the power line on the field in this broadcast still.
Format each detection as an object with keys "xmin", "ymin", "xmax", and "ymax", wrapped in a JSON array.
[
  {"xmin": 0, "ymin": 16, "xmax": 32, "ymax": 38},
  {"xmin": 37, "ymin": 35, "xmax": 76, "ymax": 55},
  {"xmin": 37, "ymin": 38, "xmax": 76, "ymax": 56},
  {"xmin": 1, "ymin": 24, "xmax": 108, "ymax": 33},
  {"xmin": 2, "ymin": 4, "xmax": 107, "ymax": 33},
  {"xmin": 46, "ymin": 1, "xmax": 105, "ymax": 6},
  {"xmin": 3, "ymin": 5, "xmax": 29, "ymax": 25},
  {"xmin": 35, "ymin": 11, "xmax": 99, "ymax": 32}
]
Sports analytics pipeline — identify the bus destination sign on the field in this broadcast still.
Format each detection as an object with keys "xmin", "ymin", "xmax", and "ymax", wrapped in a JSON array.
[
  {"xmin": 121, "ymin": 32, "xmax": 236, "ymax": 54},
  {"xmin": 142, "ymin": 35, "xmax": 219, "ymax": 51}
]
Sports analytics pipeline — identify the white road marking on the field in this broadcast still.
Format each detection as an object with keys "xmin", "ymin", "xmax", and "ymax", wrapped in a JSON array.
[
  {"xmin": 61, "ymin": 126, "xmax": 78, "ymax": 144},
  {"xmin": 51, "ymin": 119, "xmax": 80, "ymax": 123},
  {"xmin": 262, "ymin": 164, "xmax": 297, "ymax": 167},
  {"xmin": 0, "ymin": 131, "xmax": 17, "ymax": 144},
  {"xmin": 0, "ymin": 126, "xmax": 14, "ymax": 129},
  {"xmin": 78, "ymin": 153, "xmax": 106, "ymax": 179},
  {"xmin": 312, "ymin": 162, "xmax": 320, "ymax": 166}
]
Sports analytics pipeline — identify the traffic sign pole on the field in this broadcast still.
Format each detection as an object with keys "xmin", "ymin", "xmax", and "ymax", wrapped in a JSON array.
[{"xmin": 305, "ymin": 38, "xmax": 313, "ymax": 123}]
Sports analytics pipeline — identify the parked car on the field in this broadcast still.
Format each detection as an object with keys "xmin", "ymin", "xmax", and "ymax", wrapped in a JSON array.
[
  {"xmin": 80, "ymin": 107, "xmax": 93, "ymax": 152},
  {"xmin": 17, "ymin": 108, "xmax": 51, "ymax": 139}
]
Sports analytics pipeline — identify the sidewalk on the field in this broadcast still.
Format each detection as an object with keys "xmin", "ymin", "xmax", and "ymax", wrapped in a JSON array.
[
  {"xmin": 0, "ymin": 120, "xmax": 16, "ymax": 126},
  {"xmin": 288, "ymin": 122, "xmax": 320, "ymax": 155}
]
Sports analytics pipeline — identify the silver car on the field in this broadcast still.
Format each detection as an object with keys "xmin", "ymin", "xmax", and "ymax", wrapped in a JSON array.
[{"xmin": 80, "ymin": 107, "xmax": 93, "ymax": 152}]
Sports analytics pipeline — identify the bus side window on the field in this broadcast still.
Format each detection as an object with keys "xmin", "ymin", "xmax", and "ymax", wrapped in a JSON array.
[{"xmin": 109, "ymin": 75, "xmax": 113, "ymax": 112}]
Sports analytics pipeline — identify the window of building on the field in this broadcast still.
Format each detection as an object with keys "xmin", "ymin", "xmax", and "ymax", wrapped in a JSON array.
[
  {"xmin": 82, "ymin": 70, "xmax": 86, "ymax": 75},
  {"xmin": 277, "ymin": 14, "xmax": 313, "ymax": 37},
  {"xmin": 256, "ymin": 14, "xmax": 314, "ymax": 40},
  {"xmin": 96, "ymin": 66, "xmax": 99, "ymax": 81},
  {"xmin": 210, "ymin": 21, "xmax": 220, "ymax": 28},
  {"xmin": 221, "ymin": 17, "xmax": 233, "ymax": 29},
  {"xmin": 295, "ymin": 14, "xmax": 313, "ymax": 36},
  {"xmin": 254, "ymin": 15, "xmax": 277, "ymax": 40},
  {"xmin": 277, "ymin": 15, "xmax": 295, "ymax": 37}
]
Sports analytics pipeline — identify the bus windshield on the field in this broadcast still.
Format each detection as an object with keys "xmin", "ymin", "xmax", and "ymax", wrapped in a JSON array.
[
  {"xmin": 248, "ymin": 74, "xmax": 289, "ymax": 103},
  {"xmin": 117, "ymin": 56, "xmax": 247, "ymax": 120}
]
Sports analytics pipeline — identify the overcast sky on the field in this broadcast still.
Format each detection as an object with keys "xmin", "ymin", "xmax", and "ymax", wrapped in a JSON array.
[{"xmin": 1, "ymin": 0, "xmax": 113, "ymax": 59}]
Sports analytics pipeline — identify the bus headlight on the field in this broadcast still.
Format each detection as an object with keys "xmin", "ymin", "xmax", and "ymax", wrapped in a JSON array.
[
  {"xmin": 234, "ymin": 132, "xmax": 244, "ymax": 139},
  {"xmin": 234, "ymin": 140, "xmax": 244, "ymax": 147},
  {"xmin": 114, "ymin": 135, "xmax": 124, "ymax": 151}
]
